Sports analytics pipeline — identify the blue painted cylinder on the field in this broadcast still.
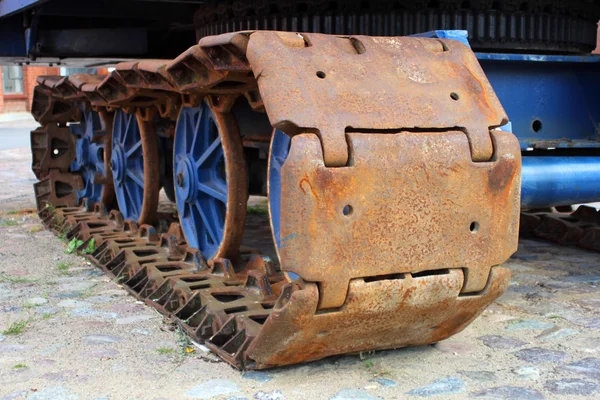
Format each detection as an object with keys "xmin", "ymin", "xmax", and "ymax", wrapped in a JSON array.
[{"xmin": 521, "ymin": 157, "xmax": 600, "ymax": 209}]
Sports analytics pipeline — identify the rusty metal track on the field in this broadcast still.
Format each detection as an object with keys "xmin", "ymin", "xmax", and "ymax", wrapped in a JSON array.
[
  {"xmin": 521, "ymin": 206, "xmax": 600, "ymax": 252},
  {"xmin": 29, "ymin": 31, "xmax": 521, "ymax": 369}
]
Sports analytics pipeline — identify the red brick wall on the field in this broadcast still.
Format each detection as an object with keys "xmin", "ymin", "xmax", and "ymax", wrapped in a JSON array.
[
  {"xmin": 0, "ymin": 65, "xmax": 59, "ymax": 113},
  {"xmin": 24, "ymin": 66, "xmax": 59, "ymax": 112}
]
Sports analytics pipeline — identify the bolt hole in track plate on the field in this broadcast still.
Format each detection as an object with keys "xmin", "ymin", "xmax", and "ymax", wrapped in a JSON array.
[
  {"xmin": 248, "ymin": 32, "xmax": 520, "ymax": 309},
  {"xmin": 30, "ymin": 30, "xmax": 525, "ymax": 370},
  {"xmin": 274, "ymin": 130, "xmax": 521, "ymax": 309},
  {"xmin": 246, "ymin": 32, "xmax": 508, "ymax": 167},
  {"xmin": 173, "ymin": 101, "xmax": 247, "ymax": 261},
  {"xmin": 111, "ymin": 109, "xmax": 159, "ymax": 224}
]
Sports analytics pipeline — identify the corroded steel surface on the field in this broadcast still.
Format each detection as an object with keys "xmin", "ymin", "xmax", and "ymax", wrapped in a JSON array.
[
  {"xmin": 30, "ymin": 124, "xmax": 75, "ymax": 179},
  {"xmin": 279, "ymin": 131, "xmax": 520, "ymax": 309},
  {"xmin": 248, "ymin": 267, "xmax": 510, "ymax": 368},
  {"xmin": 246, "ymin": 32, "xmax": 507, "ymax": 167},
  {"xmin": 29, "ymin": 31, "xmax": 521, "ymax": 369}
]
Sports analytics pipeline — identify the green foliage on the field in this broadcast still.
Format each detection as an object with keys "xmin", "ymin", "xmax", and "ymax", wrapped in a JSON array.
[
  {"xmin": 12, "ymin": 364, "xmax": 27, "ymax": 369},
  {"xmin": 2, "ymin": 320, "xmax": 29, "ymax": 335},
  {"xmin": 29, "ymin": 225, "xmax": 43, "ymax": 233},
  {"xmin": 156, "ymin": 347, "xmax": 176, "ymax": 355},
  {"xmin": 0, "ymin": 220, "xmax": 18, "ymax": 227},
  {"xmin": 82, "ymin": 238, "xmax": 96, "ymax": 254},
  {"xmin": 66, "ymin": 237, "xmax": 84, "ymax": 254},
  {"xmin": 247, "ymin": 204, "xmax": 269, "ymax": 216},
  {"xmin": 177, "ymin": 326, "xmax": 195, "ymax": 357},
  {"xmin": 57, "ymin": 262, "xmax": 71, "ymax": 274},
  {"xmin": 0, "ymin": 274, "xmax": 35, "ymax": 284}
]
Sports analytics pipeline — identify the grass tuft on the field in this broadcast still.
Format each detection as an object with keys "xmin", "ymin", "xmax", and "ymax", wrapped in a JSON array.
[
  {"xmin": 12, "ymin": 363, "xmax": 27, "ymax": 369},
  {"xmin": 247, "ymin": 204, "xmax": 269, "ymax": 216},
  {"xmin": 29, "ymin": 225, "xmax": 43, "ymax": 233},
  {"xmin": 0, "ymin": 274, "xmax": 35, "ymax": 284},
  {"xmin": 2, "ymin": 320, "xmax": 29, "ymax": 336},
  {"xmin": 156, "ymin": 347, "xmax": 176, "ymax": 355},
  {"xmin": 0, "ymin": 220, "xmax": 18, "ymax": 227},
  {"xmin": 57, "ymin": 262, "xmax": 71, "ymax": 274}
]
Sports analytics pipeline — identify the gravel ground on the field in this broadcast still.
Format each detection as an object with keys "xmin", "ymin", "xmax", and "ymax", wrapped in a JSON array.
[{"xmin": 1, "ymin": 145, "xmax": 600, "ymax": 400}]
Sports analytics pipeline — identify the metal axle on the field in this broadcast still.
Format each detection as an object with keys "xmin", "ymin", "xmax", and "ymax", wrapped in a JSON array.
[{"xmin": 521, "ymin": 156, "xmax": 600, "ymax": 209}]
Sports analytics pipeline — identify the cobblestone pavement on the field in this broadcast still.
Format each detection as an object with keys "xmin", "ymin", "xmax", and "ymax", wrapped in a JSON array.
[{"xmin": 1, "ymin": 145, "xmax": 600, "ymax": 400}]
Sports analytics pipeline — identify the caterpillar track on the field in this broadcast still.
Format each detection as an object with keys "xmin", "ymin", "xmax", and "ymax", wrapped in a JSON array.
[
  {"xmin": 521, "ymin": 206, "xmax": 600, "ymax": 252},
  {"xmin": 29, "ymin": 31, "xmax": 521, "ymax": 369}
]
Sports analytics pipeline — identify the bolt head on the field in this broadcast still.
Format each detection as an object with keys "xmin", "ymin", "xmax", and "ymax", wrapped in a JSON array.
[{"xmin": 176, "ymin": 173, "xmax": 184, "ymax": 187}]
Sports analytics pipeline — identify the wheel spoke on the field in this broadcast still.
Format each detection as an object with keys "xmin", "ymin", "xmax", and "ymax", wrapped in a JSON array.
[
  {"xmin": 123, "ymin": 184, "xmax": 136, "ymax": 217},
  {"xmin": 174, "ymin": 103, "xmax": 243, "ymax": 259},
  {"xmin": 190, "ymin": 110, "xmax": 201, "ymax": 153},
  {"xmin": 126, "ymin": 170, "xmax": 144, "ymax": 188},
  {"xmin": 126, "ymin": 140, "xmax": 142, "ymax": 157},
  {"xmin": 198, "ymin": 182, "xmax": 227, "ymax": 203},
  {"xmin": 195, "ymin": 137, "xmax": 222, "ymax": 168},
  {"xmin": 195, "ymin": 203, "xmax": 218, "ymax": 245},
  {"xmin": 123, "ymin": 114, "xmax": 132, "ymax": 145}
]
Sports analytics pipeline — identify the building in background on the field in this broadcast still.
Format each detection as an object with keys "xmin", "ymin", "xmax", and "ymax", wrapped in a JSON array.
[{"xmin": 0, "ymin": 66, "xmax": 109, "ymax": 114}]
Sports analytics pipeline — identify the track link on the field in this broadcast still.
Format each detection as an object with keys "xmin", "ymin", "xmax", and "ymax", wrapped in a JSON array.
[
  {"xmin": 29, "ymin": 31, "xmax": 521, "ymax": 369},
  {"xmin": 521, "ymin": 206, "xmax": 600, "ymax": 252}
]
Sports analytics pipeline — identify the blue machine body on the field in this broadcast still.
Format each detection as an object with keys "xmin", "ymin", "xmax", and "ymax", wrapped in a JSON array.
[
  {"xmin": 479, "ymin": 53, "xmax": 600, "ymax": 151},
  {"xmin": 421, "ymin": 30, "xmax": 600, "ymax": 209},
  {"xmin": 521, "ymin": 157, "xmax": 600, "ymax": 209}
]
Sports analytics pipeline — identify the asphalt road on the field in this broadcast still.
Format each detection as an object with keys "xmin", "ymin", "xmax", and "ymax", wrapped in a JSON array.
[{"xmin": 0, "ymin": 119, "xmax": 39, "ymax": 151}]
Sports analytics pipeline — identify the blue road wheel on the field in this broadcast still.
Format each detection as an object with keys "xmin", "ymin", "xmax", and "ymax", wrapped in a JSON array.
[
  {"xmin": 174, "ymin": 101, "xmax": 247, "ymax": 260},
  {"xmin": 267, "ymin": 128, "xmax": 299, "ymax": 281},
  {"xmin": 69, "ymin": 106, "xmax": 115, "ymax": 207},
  {"xmin": 111, "ymin": 109, "xmax": 159, "ymax": 224}
]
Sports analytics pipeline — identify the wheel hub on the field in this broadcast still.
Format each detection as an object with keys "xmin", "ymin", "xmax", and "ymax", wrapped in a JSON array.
[
  {"xmin": 175, "ymin": 156, "xmax": 197, "ymax": 203},
  {"xmin": 111, "ymin": 144, "xmax": 126, "ymax": 186}
]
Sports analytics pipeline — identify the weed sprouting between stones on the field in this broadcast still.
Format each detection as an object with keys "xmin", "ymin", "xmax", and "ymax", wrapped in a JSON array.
[
  {"xmin": 0, "ymin": 273, "xmax": 35, "ymax": 284},
  {"xmin": 57, "ymin": 262, "xmax": 71, "ymax": 275},
  {"xmin": 2, "ymin": 320, "xmax": 29, "ymax": 336},
  {"xmin": 0, "ymin": 220, "xmax": 18, "ymax": 227},
  {"xmin": 156, "ymin": 347, "xmax": 176, "ymax": 355}
]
